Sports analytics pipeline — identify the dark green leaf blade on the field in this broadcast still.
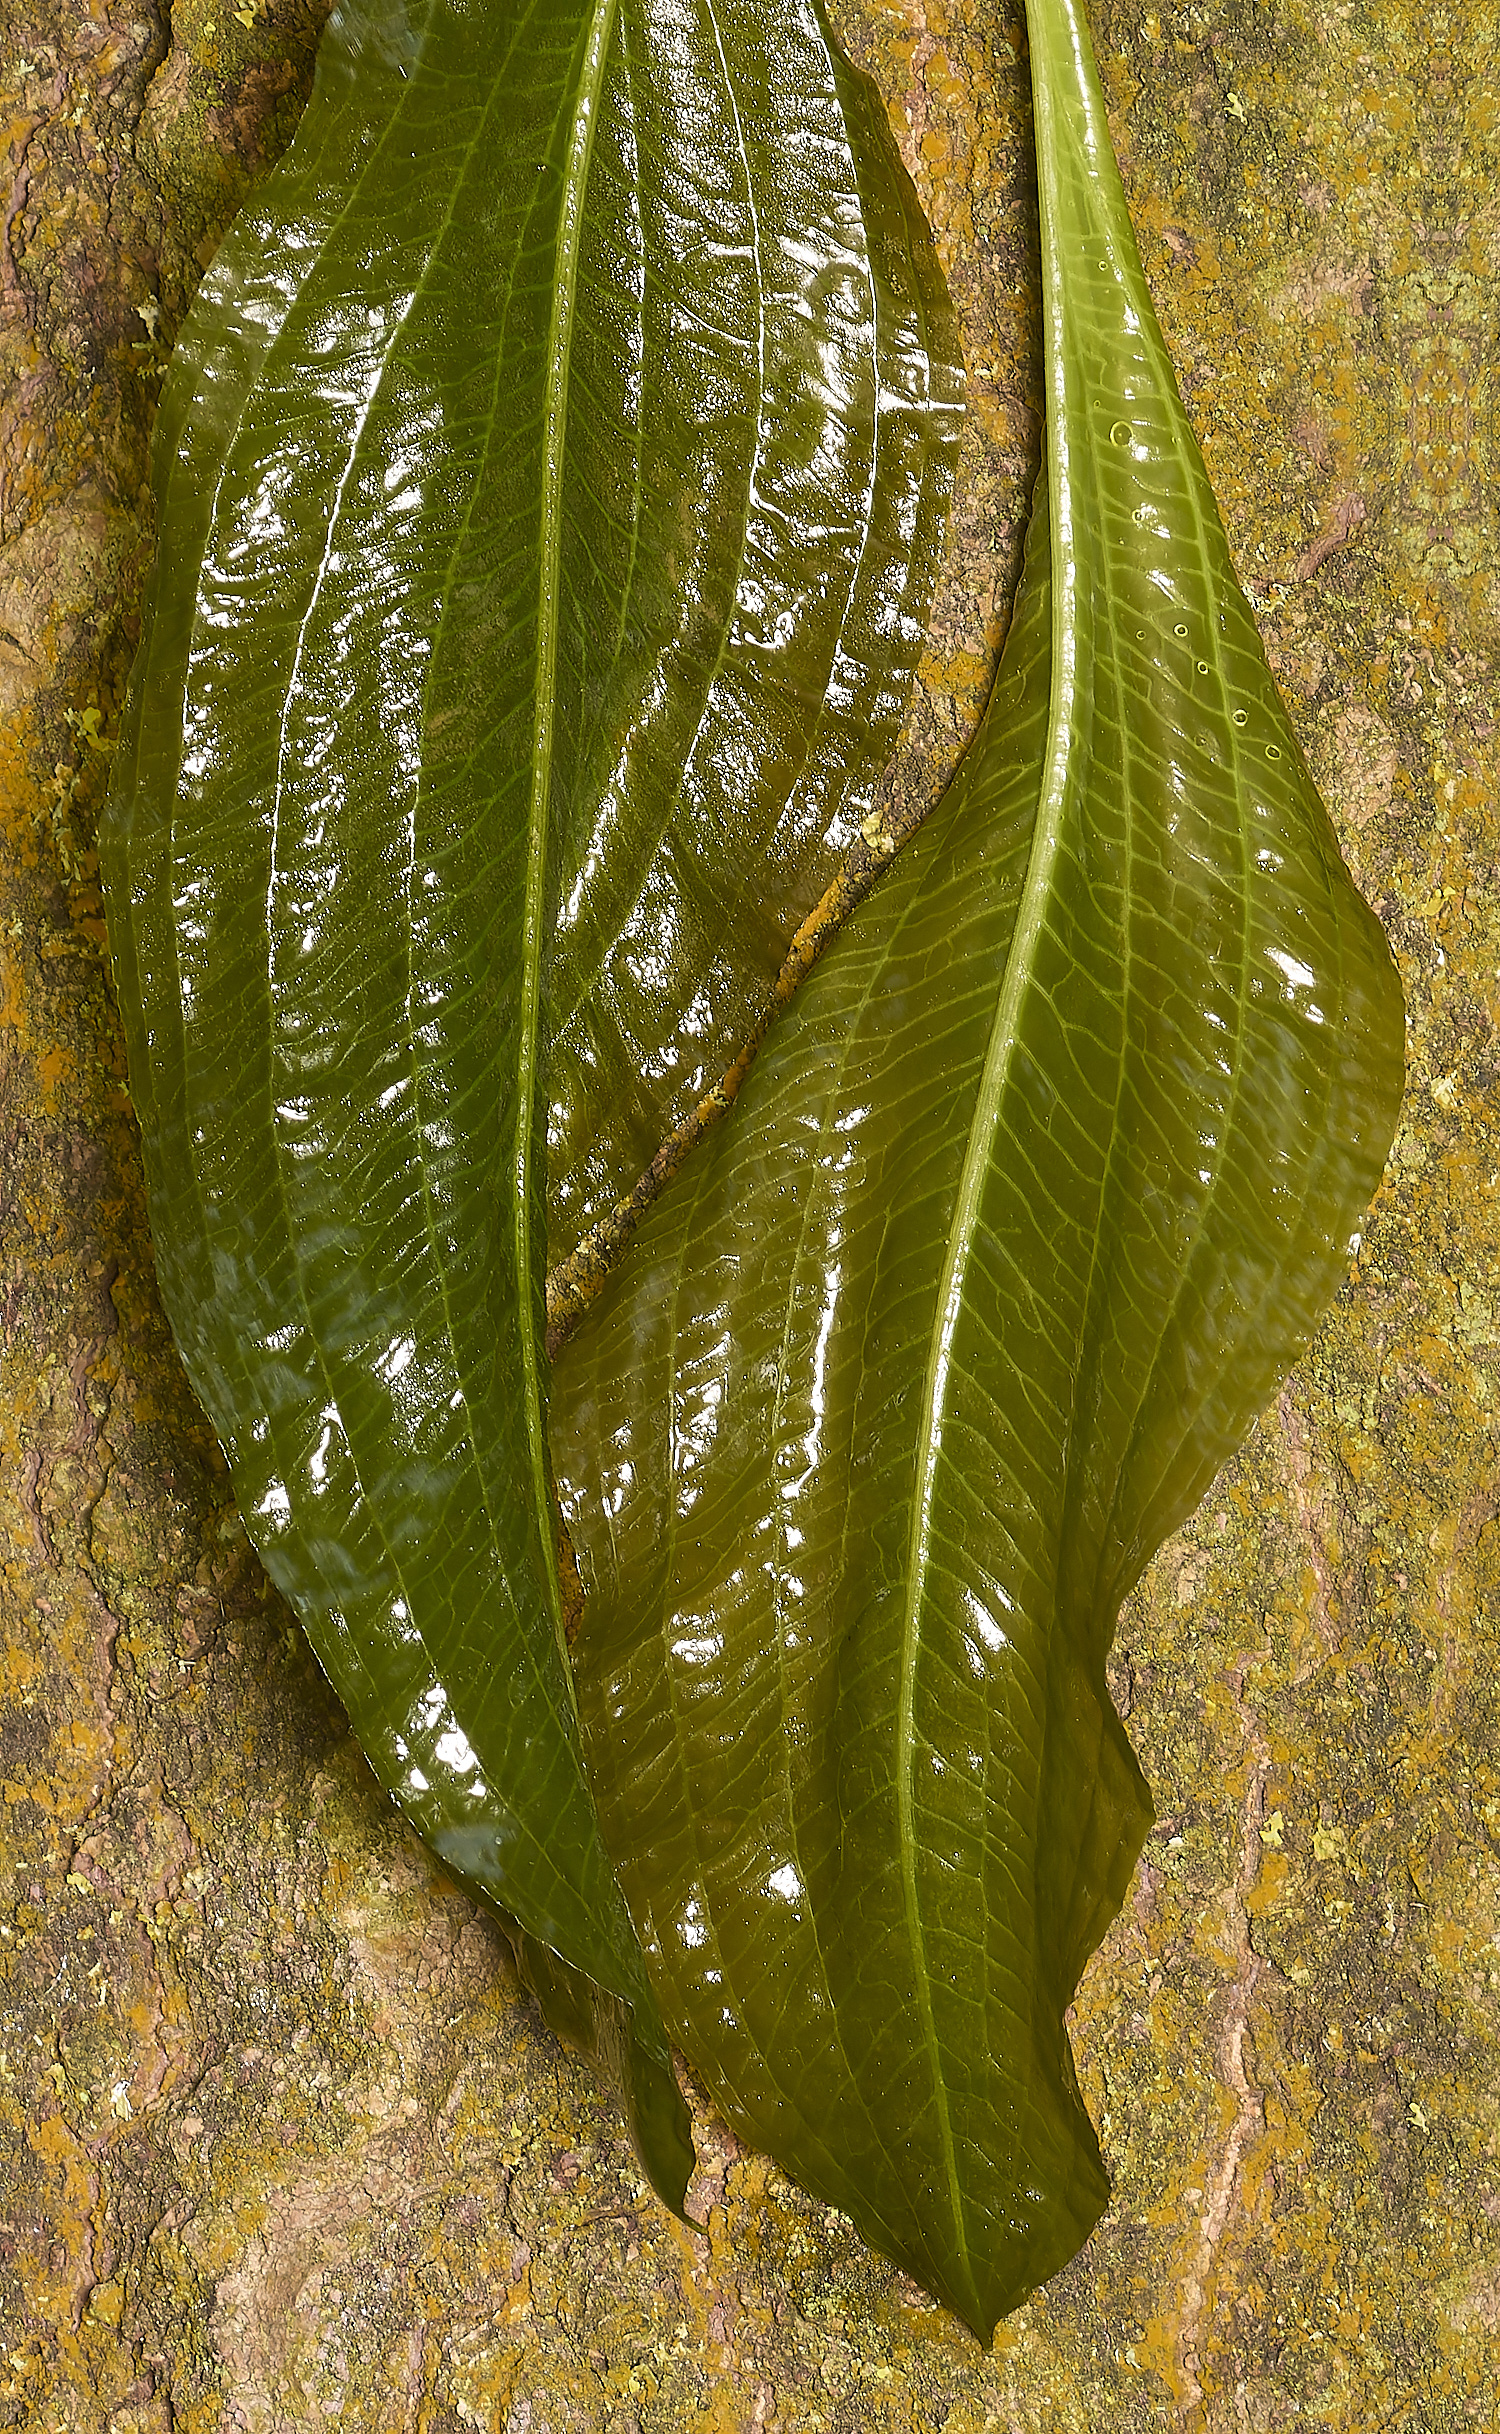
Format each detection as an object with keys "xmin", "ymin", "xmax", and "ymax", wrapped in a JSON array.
[
  {"xmin": 104, "ymin": 0, "xmax": 692, "ymax": 2202},
  {"xmin": 551, "ymin": 0, "xmax": 1405, "ymax": 2328},
  {"xmin": 543, "ymin": 0, "xmax": 963, "ymax": 1260},
  {"xmin": 99, "ymin": 0, "xmax": 958, "ymax": 2209}
]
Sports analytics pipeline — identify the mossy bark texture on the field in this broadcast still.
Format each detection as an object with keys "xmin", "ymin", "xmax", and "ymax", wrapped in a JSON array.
[{"xmin": 2, "ymin": 1, "xmax": 1496, "ymax": 2427}]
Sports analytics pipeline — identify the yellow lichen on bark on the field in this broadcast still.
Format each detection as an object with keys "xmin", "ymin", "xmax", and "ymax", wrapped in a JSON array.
[{"xmin": 2, "ymin": 0, "xmax": 1497, "ymax": 2428}]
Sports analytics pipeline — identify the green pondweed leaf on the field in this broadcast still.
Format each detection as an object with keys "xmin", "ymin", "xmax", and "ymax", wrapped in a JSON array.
[
  {"xmin": 551, "ymin": 0, "xmax": 1404, "ymax": 2329},
  {"xmin": 99, "ymin": 0, "xmax": 960, "ymax": 2207}
]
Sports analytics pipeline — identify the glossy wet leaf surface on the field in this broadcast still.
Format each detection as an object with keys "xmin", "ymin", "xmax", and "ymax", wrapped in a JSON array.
[
  {"xmin": 551, "ymin": 0, "xmax": 1404, "ymax": 2331},
  {"xmin": 99, "ymin": 0, "xmax": 959, "ymax": 2207}
]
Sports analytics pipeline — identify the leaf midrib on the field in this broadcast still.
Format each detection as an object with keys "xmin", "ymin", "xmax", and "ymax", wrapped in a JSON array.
[
  {"xmin": 888, "ymin": 0, "xmax": 1108, "ymax": 2267},
  {"xmin": 521, "ymin": 0, "xmax": 621, "ymax": 1689}
]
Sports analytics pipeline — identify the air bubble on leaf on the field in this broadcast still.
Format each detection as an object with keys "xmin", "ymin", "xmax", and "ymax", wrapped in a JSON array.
[
  {"xmin": 1266, "ymin": 743, "xmax": 1284, "ymax": 760},
  {"xmin": 1173, "ymin": 623, "xmax": 1189, "ymax": 637},
  {"xmin": 1233, "ymin": 708, "xmax": 1249, "ymax": 726},
  {"xmin": 1109, "ymin": 420, "xmax": 1131, "ymax": 445}
]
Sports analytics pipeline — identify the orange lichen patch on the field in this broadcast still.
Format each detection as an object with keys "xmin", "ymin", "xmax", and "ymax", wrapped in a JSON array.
[{"xmin": 33, "ymin": 1036, "xmax": 67, "ymax": 1106}]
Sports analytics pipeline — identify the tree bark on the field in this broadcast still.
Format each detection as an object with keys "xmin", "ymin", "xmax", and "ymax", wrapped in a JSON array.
[{"xmin": 1, "ymin": 0, "xmax": 1494, "ymax": 2427}]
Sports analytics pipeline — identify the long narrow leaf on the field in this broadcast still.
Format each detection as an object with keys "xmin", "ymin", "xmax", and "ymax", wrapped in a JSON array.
[
  {"xmin": 552, "ymin": 0, "xmax": 1404, "ymax": 2324},
  {"xmin": 100, "ymin": 0, "xmax": 960, "ymax": 2206}
]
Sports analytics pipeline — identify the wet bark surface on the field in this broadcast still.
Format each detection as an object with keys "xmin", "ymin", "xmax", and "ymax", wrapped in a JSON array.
[{"xmin": 1, "ymin": 1, "xmax": 1496, "ymax": 2427}]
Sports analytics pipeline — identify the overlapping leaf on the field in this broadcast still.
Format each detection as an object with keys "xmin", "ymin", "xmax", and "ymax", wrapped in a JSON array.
[
  {"xmin": 543, "ymin": 0, "xmax": 964, "ymax": 1260},
  {"xmin": 100, "ymin": 0, "xmax": 960, "ymax": 2203},
  {"xmin": 551, "ymin": 0, "xmax": 1404, "ymax": 2328}
]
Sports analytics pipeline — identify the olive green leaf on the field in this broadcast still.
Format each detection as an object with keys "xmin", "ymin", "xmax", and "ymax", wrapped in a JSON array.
[
  {"xmin": 99, "ymin": 0, "xmax": 960, "ymax": 2209},
  {"xmin": 551, "ymin": 0, "xmax": 1404, "ymax": 2328}
]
